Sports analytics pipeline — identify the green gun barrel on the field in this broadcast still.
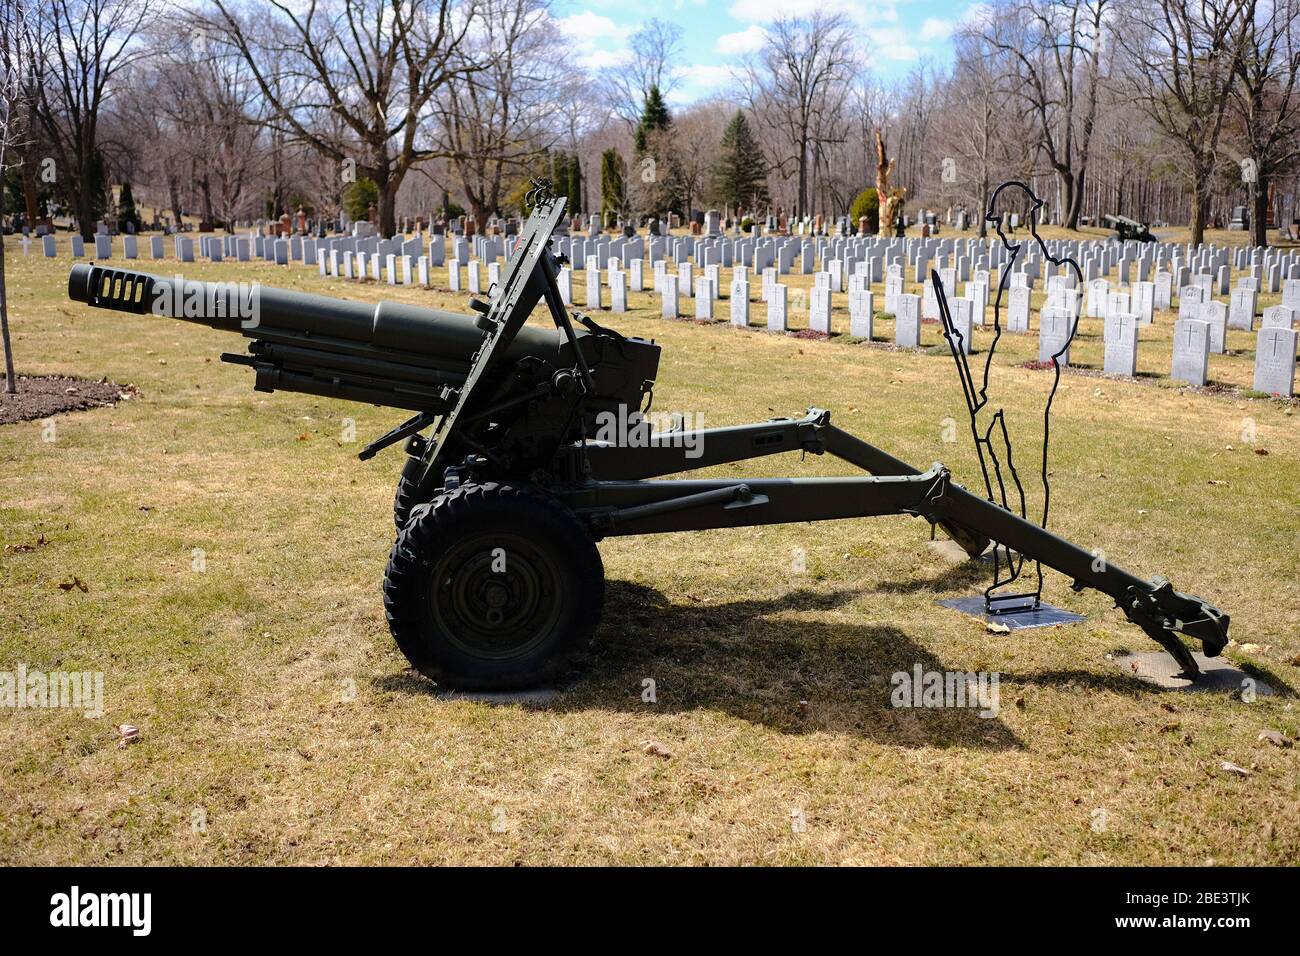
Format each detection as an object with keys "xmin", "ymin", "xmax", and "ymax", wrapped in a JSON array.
[{"xmin": 66, "ymin": 263, "xmax": 569, "ymax": 413}]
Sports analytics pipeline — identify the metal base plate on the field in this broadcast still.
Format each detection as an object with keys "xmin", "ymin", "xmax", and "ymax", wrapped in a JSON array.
[
  {"xmin": 1112, "ymin": 651, "xmax": 1275, "ymax": 695},
  {"xmin": 938, "ymin": 594, "xmax": 1087, "ymax": 630}
]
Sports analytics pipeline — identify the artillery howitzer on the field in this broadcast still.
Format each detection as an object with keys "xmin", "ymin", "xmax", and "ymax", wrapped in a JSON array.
[
  {"xmin": 68, "ymin": 194, "xmax": 1228, "ymax": 689},
  {"xmin": 1102, "ymin": 213, "xmax": 1156, "ymax": 243}
]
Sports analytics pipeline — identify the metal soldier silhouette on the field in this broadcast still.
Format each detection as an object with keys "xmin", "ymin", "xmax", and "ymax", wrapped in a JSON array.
[{"xmin": 933, "ymin": 181, "xmax": 1084, "ymax": 614}]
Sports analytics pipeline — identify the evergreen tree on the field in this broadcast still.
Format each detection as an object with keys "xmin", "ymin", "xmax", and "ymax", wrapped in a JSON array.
[
  {"xmin": 600, "ymin": 149, "xmax": 626, "ymax": 220},
  {"xmin": 634, "ymin": 85, "xmax": 672, "ymax": 154},
  {"xmin": 116, "ymin": 181, "xmax": 143, "ymax": 233},
  {"xmin": 551, "ymin": 152, "xmax": 570, "ymax": 201},
  {"xmin": 712, "ymin": 111, "xmax": 769, "ymax": 211}
]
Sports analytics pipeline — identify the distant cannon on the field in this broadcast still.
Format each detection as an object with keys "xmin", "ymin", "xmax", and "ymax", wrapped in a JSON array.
[{"xmin": 1102, "ymin": 214, "xmax": 1156, "ymax": 243}]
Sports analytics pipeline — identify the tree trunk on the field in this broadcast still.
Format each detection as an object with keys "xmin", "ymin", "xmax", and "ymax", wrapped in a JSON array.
[
  {"xmin": 1066, "ymin": 168, "xmax": 1086, "ymax": 230},
  {"xmin": 168, "ymin": 174, "xmax": 183, "ymax": 227},
  {"xmin": 199, "ymin": 173, "xmax": 214, "ymax": 226},
  {"xmin": 0, "ymin": 173, "xmax": 17, "ymax": 393},
  {"xmin": 797, "ymin": 136, "xmax": 809, "ymax": 219},
  {"xmin": 380, "ymin": 179, "xmax": 398, "ymax": 237},
  {"xmin": 1189, "ymin": 173, "xmax": 1208, "ymax": 247},
  {"xmin": 21, "ymin": 163, "xmax": 39, "ymax": 225},
  {"xmin": 1250, "ymin": 173, "xmax": 1269, "ymax": 248}
]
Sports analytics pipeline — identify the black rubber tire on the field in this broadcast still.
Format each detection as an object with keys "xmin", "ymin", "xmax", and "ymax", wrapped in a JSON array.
[
  {"xmin": 393, "ymin": 456, "xmax": 437, "ymax": 531},
  {"xmin": 383, "ymin": 482, "xmax": 604, "ymax": 690}
]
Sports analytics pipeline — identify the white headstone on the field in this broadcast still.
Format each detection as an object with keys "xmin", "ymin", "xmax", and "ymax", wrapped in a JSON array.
[
  {"xmin": 610, "ymin": 270, "xmax": 627, "ymax": 312},
  {"xmin": 661, "ymin": 274, "xmax": 679, "ymax": 318},
  {"xmin": 948, "ymin": 298, "xmax": 974, "ymax": 354},
  {"xmin": 895, "ymin": 293, "xmax": 921, "ymax": 348},
  {"xmin": 1039, "ymin": 308, "xmax": 1073, "ymax": 365},
  {"xmin": 1171, "ymin": 319, "xmax": 1210, "ymax": 386},
  {"xmin": 1103, "ymin": 312, "xmax": 1138, "ymax": 377},
  {"xmin": 1262, "ymin": 305, "xmax": 1295, "ymax": 329},
  {"xmin": 730, "ymin": 280, "xmax": 749, "ymax": 327},
  {"xmin": 1007, "ymin": 286, "xmax": 1031, "ymax": 332},
  {"xmin": 1131, "ymin": 281, "xmax": 1154, "ymax": 325},
  {"xmin": 1199, "ymin": 301, "xmax": 1227, "ymax": 354},
  {"xmin": 767, "ymin": 283, "xmax": 787, "ymax": 331},
  {"xmin": 1177, "ymin": 285, "xmax": 1203, "ymax": 320},
  {"xmin": 694, "ymin": 278, "xmax": 713, "ymax": 319},
  {"xmin": 808, "ymin": 287, "xmax": 831, "ymax": 334},
  {"xmin": 1228, "ymin": 288, "xmax": 1256, "ymax": 331},
  {"xmin": 849, "ymin": 289, "xmax": 873, "ymax": 339},
  {"xmin": 1252, "ymin": 326, "xmax": 1297, "ymax": 396}
]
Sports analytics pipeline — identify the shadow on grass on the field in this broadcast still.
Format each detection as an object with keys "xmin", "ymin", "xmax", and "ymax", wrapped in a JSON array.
[
  {"xmin": 872, "ymin": 561, "xmax": 990, "ymax": 594},
  {"xmin": 379, "ymin": 580, "xmax": 1025, "ymax": 750}
]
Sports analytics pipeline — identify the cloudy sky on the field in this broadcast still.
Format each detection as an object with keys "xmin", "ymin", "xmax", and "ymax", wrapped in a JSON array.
[{"xmin": 553, "ymin": 0, "xmax": 981, "ymax": 105}]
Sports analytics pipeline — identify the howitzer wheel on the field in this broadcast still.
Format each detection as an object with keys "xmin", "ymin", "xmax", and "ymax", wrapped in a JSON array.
[
  {"xmin": 383, "ymin": 482, "xmax": 604, "ymax": 690},
  {"xmin": 393, "ymin": 456, "xmax": 438, "ymax": 530}
]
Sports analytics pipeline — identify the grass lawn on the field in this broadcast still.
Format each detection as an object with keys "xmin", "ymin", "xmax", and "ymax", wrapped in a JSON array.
[{"xmin": 1, "ymin": 233, "xmax": 1298, "ymax": 865}]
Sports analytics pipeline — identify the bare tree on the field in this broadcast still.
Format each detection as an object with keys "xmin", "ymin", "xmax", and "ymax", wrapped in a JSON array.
[
  {"xmin": 0, "ymin": 0, "xmax": 44, "ymax": 392},
  {"xmin": 434, "ymin": 0, "xmax": 571, "ymax": 223},
  {"xmin": 742, "ymin": 13, "xmax": 856, "ymax": 218},
  {"xmin": 979, "ymin": 0, "xmax": 1109, "ymax": 229},
  {"xmin": 607, "ymin": 18, "xmax": 683, "ymax": 130},
  {"xmin": 1117, "ymin": 0, "xmax": 1252, "ymax": 244},
  {"xmin": 209, "ymin": 0, "xmax": 479, "ymax": 235},
  {"xmin": 935, "ymin": 31, "xmax": 1016, "ymax": 237},
  {"xmin": 1230, "ymin": 0, "xmax": 1300, "ymax": 245},
  {"xmin": 31, "ymin": 0, "xmax": 154, "ymax": 238}
]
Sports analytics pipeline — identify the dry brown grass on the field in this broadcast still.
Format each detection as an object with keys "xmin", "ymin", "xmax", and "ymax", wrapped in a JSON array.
[{"xmin": 1, "ymin": 234, "xmax": 1297, "ymax": 865}]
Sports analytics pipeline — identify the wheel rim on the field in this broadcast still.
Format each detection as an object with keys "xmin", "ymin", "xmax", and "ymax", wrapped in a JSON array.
[{"xmin": 429, "ymin": 533, "xmax": 563, "ymax": 660}]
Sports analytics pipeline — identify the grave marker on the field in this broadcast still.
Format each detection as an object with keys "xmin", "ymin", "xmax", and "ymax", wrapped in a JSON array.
[
  {"xmin": 1252, "ymin": 327, "xmax": 1297, "ymax": 396},
  {"xmin": 1171, "ymin": 319, "xmax": 1210, "ymax": 386}
]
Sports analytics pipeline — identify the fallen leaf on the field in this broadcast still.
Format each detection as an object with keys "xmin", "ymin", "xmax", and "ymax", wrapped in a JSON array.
[
  {"xmin": 1220, "ymin": 761, "xmax": 1251, "ymax": 777},
  {"xmin": 642, "ymin": 740, "xmax": 673, "ymax": 759},
  {"xmin": 57, "ymin": 576, "xmax": 88, "ymax": 593},
  {"xmin": 1207, "ymin": 479, "xmax": 1228, "ymax": 486},
  {"xmin": 986, "ymin": 621, "xmax": 1012, "ymax": 634},
  {"xmin": 1255, "ymin": 448, "xmax": 1269, "ymax": 456}
]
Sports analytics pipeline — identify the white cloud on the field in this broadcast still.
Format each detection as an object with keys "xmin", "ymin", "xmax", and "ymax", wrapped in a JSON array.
[
  {"xmin": 556, "ymin": 11, "xmax": 634, "ymax": 70},
  {"xmin": 727, "ymin": 0, "xmax": 899, "ymax": 26},
  {"xmin": 716, "ymin": 24, "xmax": 767, "ymax": 56},
  {"xmin": 678, "ymin": 64, "xmax": 737, "ymax": 88},
  {"xmin": 920, "ymin": 17, "xmax": 954, "ymax": 41},
  {"xmin": 866, "ymin": 26, "xmax": 922, "ymax": 61}
]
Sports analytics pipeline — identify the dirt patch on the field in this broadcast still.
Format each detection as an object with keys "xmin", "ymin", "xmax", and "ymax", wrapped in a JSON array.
[{"xmin": 0, "ymin": 375, "xmax": 136, "ymax": 425}]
